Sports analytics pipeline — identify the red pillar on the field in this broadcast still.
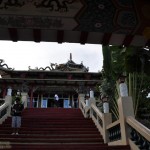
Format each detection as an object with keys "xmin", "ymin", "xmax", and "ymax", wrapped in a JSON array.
[
  {"xmin": 30, "ymin": 87, "xmax": 34, "ymax": 108},
  {"xmin": 2, "ymin": 85, "xmax": 6, "ymax": 98}
]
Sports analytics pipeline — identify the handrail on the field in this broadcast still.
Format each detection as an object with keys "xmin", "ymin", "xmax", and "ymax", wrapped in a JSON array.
[
  {"xmin": 80, "ymin": 99, "xmax": 90, "ymax": 118},
  {"xmin": 80, "ymin": 99, "xmax": 86, "ymax": 108},
  {"xmin": 126, "ymin": 116, "xmax": 150, "ymax": 142},
  {"xmin": 0, "ymin": 102, "xmax": 9, "ymax": 112},
  {"xmin": 79, "ymin": 96, "xmax": 150, "ymax": 147},
  {"xmin": 0, "ymin": 99, "xmax": 5, "ymax": 106},
  {"xmin": 90, "ymin": 103, "xmax": 105, "ymax": 141},
  {"xmin": 91, "ymin": 103, "xmax": 103, "ymax": 119},
  {"xmin": 0, "ymin": 102, "xmax": 9, "ymax": 124},
  {"xmin": 106, "ymin": 120, "xmax": 120, "ymax": 130}
]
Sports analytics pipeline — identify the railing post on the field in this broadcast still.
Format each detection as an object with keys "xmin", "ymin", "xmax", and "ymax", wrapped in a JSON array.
[
  {"xmin": 5, "ymin": 95, "xmax": 12, "ymax": 116},
  {"xmin": 89, "ymin": 97, "xmax": 95, "ymax": 106},
  {"xmin": 78, "ymin": 93, "xmax": 85, "ymax": 109},
  {"xmin": 118, "ymin": 96, "xmax": 135, "ymax": 145},
  {"xmin": 21, "ymin": 92, "xmax": 28, "ymax": 108},
  {"xmin": 103, "ymin": 113, "xmax": 112, "ymax": 143}
]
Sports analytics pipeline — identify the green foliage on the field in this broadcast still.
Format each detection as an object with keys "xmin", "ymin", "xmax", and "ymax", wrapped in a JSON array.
[
  {"xmin": 100, "ymin": 45, "xmax": 150, "ymax": 118},
  {"xmin": 99, "ymin": 75, "xmax": 115, "ymax": 100},
  {"xmin": 12, "ymin": 96, "xmax": 22, "ymax": 104},
  {"xmin": 99, "ymin": 46, "xmax": 118, "ymax": 120},
  {"xmin": 100, "ymin": 46, "xmax": 116, "ymax": 99}
]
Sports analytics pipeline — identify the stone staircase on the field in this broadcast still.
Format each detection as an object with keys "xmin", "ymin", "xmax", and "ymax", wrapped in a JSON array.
[{"xmin": 0, "ymin": 108, "xmax": 131, "ymax": 150}]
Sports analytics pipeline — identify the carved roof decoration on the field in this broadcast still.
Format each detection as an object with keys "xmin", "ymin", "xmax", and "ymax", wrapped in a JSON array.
[
  {"xmin": 0, "ymin": 55, "xmax": 100, "ymax": 94},
  {"xmin": 55, "ymin": 53, "xmax": 89, "ymax": 72},
  {"xmin": 28, "ymin": 53, "xmax": 89, "ymax": 72},
  {"xmin": 0, "ymin": 59, "xmax": 14, "ymax": 71}
]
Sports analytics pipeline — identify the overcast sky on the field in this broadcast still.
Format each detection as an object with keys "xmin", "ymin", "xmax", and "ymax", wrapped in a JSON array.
[{"xmin": 0, "ymin": 41, "xmax": 103, "ymax": 72}]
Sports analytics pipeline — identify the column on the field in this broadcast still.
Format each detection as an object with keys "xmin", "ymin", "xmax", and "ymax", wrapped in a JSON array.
[
  {"xmin": 90, "ymin": 89, "xmax": 94, "ymax": 98},
  {"xmin": 78, "ymin": 93, "xmax": 85, "ymax": 109},
  {"xmin": 5, "ymin": 95, "xmax": 12, "ymax": 116},
  {"xmin": 21, "ymin": 92, "xmax": 28, "ymax": 108},
  {"xmin": 30, "ymin": 87, "xmax": 34, "ymax": 108},
  {"xmin": 118, "ymin": 97, "xmax": 135, "ymax": 145},
  {"xmin": 7, "ymin": 87, "xmax": 12, "ymax": 96}
]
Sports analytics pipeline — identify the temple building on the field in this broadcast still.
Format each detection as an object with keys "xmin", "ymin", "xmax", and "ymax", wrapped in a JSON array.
[{"xmin": 0, "ymin": 54, "xmax": 101, "ymax": 108}]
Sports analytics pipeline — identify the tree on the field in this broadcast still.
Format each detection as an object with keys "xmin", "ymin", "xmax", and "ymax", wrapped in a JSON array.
[{"xmin": 101, "ymin": 45, "xmax": 150, "ymax": 118}]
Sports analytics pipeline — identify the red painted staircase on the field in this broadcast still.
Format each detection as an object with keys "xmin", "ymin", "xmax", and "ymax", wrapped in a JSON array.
[{"xmin": 0, "ymin": 108, "xmax": 131, "ymax": 150}]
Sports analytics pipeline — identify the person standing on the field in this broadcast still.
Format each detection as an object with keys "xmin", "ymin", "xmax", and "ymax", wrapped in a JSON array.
[
  {"xmin": 11, "ymin": 97, "xmax": 24, "ymax": 135},
  {"xmin": 54, "ymin": 94, "xmax": 59, "ymax": 107}
]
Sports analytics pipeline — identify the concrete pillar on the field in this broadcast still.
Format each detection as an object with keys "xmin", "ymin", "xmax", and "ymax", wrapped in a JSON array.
[
  {"xmin": 89, "ymin": 97, "xmax": 96, "ymax": 106},
  {"xmin": 5, "ymin": 95, "xmax": 12, "ymax": 116},
  {"xmin": 78, "ymin": 94, "xmax": 85, "ymax": 109},
  {"xmin": 7, "ymin": 87, "xmax": 12, "ymax": 96},
  {"xmin": 103, "ymin": 102, "xmax": 109, "ymax": 113},
  {"xmin": 103, "ymin": 113, "xmax": 112, "ymax": 143},
  {"xmin": 30, "ymin": 88, "xmax": 34, "ymax": 108},
  {"xmin": 2, "ymin": 87, "xmax": 6, "ymax": 98},
  {"xmin": 118, "ymin": 96, "xmax": 135, "ymax": 145},
  {"xmin": 90, "ymin": 90, "xmax": 94, "ymax": 98},
  {"xmin": 21, "ymin": 92, "xmax": 28, "ymax": 108},
  {"xmin": 119, "ymin": 83, "xmax": 128, "ymax": 97},
  {"xmin": 72, "ymin": 95, "xmax": 74, "ymax": 108}
]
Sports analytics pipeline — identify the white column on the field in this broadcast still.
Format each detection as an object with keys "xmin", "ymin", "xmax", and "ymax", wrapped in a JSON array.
[
  {"xmin": 90, "ymin": 90, "xmax": 94, "ymax": 98},
  {"xmin": 103, "ymin": 102, "xmax": 109, "ymax": 113},
  {"xmin": 5, "ymin": 95, "xmax": 12, "ymax": 116},
  {"xmin": 78, "ymin": 94, "xmax": 85, "ymax": 109},
  {"xmin": 118, "ymin": 97, "xmax": 135, "ymax": 145},
  {"xmin": 119, "ymin": 83, "xmax": 128, "ymax": 97},
  {"xmin": 7, "ymin": 87, "xmax": 12, "ymax": 96},
  {"xmin": 21, "ymin": 92, "xmax": 28, "ymax": 108}
]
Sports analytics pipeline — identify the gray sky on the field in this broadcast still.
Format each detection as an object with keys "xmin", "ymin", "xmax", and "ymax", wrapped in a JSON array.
[{"xmin": 0, "ymin": 41, "xmax": 103, "ymax": 72}]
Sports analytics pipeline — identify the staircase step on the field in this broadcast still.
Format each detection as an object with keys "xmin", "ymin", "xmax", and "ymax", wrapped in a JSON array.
[{"xmin": 0, "ymin": 108, "xmax": 131, "ymax": 150}]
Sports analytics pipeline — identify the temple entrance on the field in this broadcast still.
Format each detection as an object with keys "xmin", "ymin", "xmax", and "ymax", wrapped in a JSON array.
[
  {"xmin": 41, "ymin": 99, "xmax": 48, "ymax": 108},
  {"xmin": 33, "ymin": 98, "xmax": 39, "ymax": 108}
]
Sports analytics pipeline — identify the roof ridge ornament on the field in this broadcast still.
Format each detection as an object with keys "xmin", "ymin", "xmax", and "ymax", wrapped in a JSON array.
[
  {"xmin": 28, "ymin": 54, "xmax": 89, "ymax": 72},
  {"xmin": 70, "ymin": 53, "xmax": 72, "ymax": 61},
  {"xmin": 0, "ymin": 59, "xmax": 14, "ymax": 70}
]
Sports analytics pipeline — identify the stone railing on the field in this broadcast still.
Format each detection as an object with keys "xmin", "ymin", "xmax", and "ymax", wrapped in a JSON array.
[
  {"xmin": 0, "ymin": 93, "xmax": 28, "ymax": 124},
  {"xmin": 0, "ymin": 98, "xmax": 5, "ymax": 106},
  {"xmin": 0, "ymin": 102, "xmax": 10, "ymax": 124},
  {"xmin": 79, "ymin": 94, "xmax": 150, "ymax": 150},
  {"xmin": 127, "ymin": 116, "xmax": 150, "ymax": 150},
  {"xmin": 21, "ymin": 92, "xmax": 28, "ymax": 108},
  {"xmin": 0, "ymin": 96, "xmax": 12, "ymax": 124},
  {"xmin": 80, "ymin": 99, "xmax": 90, "ymax": 118}
]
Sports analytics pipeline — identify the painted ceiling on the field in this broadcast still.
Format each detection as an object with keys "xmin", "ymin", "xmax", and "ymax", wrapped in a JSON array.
[{"xmin": 0, "ymin": 0, "xmax": 149, "ymax": 46}]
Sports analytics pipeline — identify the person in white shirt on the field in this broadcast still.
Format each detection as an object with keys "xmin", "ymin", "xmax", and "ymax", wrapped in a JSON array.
[{"xmin": 54, "ymin": 94, "xmax": 59, "ymax": 107}]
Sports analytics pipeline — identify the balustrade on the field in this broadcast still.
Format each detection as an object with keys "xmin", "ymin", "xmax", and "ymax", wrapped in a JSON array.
[
  {"xmin": 108, "ymin": 124, "xmax": 121, "ymax": 142},
  {"xmin": 79, "ymin": 93, "xmax": 150, "ymax": 149},
  {"xmin": 0, "ymin": 105, "xmax": 8, "ymax": 119}
]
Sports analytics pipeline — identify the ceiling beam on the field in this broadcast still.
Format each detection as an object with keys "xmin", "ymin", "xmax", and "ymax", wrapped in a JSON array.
[
  {"xmin": 8, "ymin": 28, "xmax": 18, "ymax": 42},
  {"xmin": 33, "ymin": 29, "xmax": 41, "ymax": 42},
  {"xmin": 80, "ymin": 31, "xmax": 88, "ymax": 44},
  {"xmin": 122, "ymin": 35, "xmax": 134, "ymax": 47},
  {"xmin": 57, "ymin": 30, "xmax": 64, "ymax": 43},
  {"xmin": 101, "ymin": 33, "xmax": 112, "ymax": 46}
]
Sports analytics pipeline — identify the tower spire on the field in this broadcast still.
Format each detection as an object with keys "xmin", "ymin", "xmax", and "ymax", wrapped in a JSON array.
[{"xmin": 70, "ymin": 53, "xmax": 72, "ymax": 61}]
